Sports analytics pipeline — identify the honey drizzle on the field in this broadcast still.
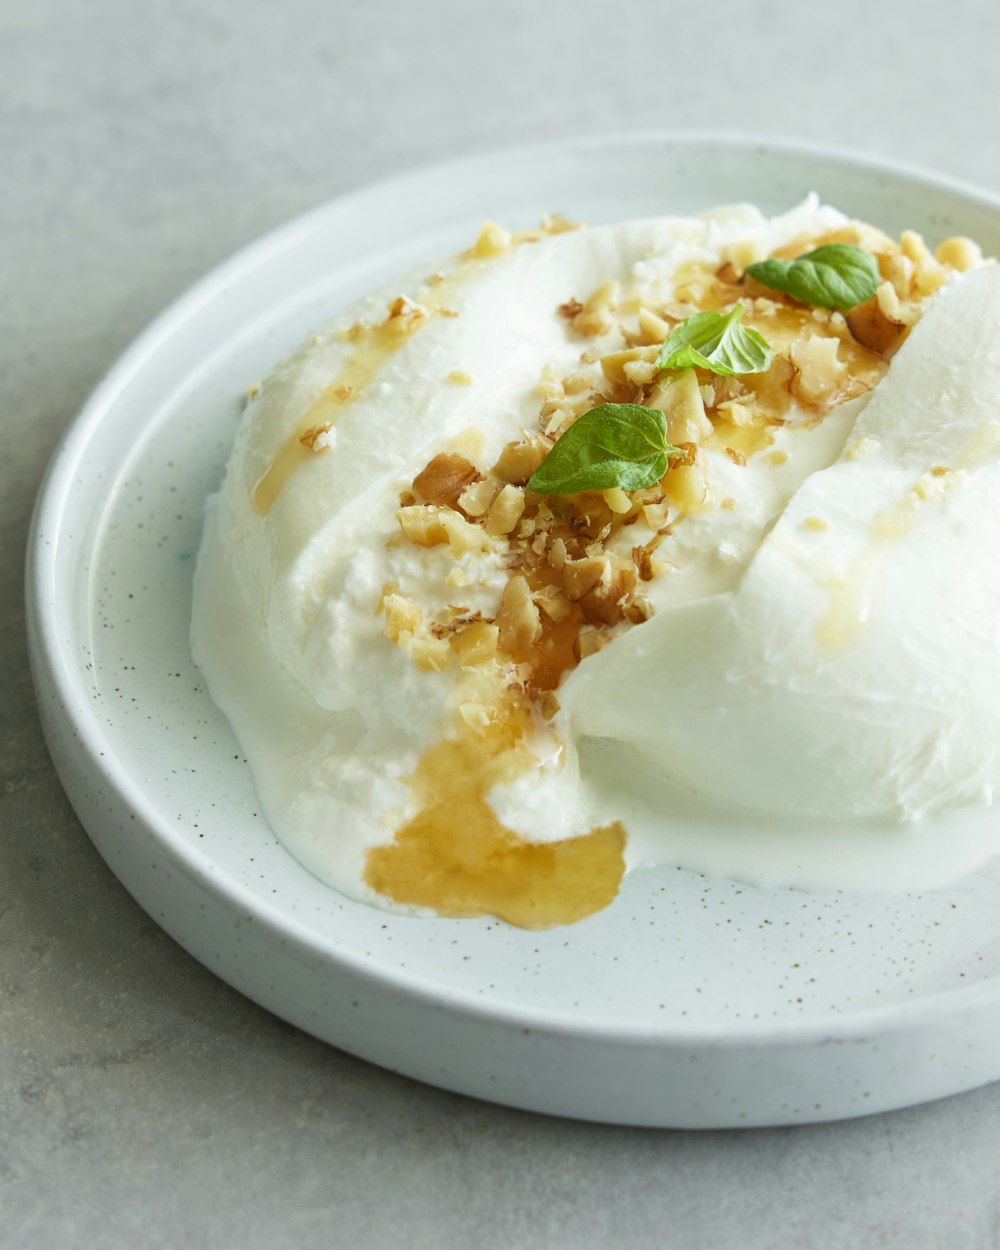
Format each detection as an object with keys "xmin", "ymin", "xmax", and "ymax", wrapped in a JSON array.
[
  {"xmin": 251, "ymin": 217, "xmax": 581, "ymax": 518},
  {"xmin": 251, "ymin": 292, "xmax": 465, "ymax": 516},
  {"xmin": 363, "ymin": 700, "xmax": 626, "ymax": 929},
  {"xmin": 816, "ymin": 472, "xmax": 954, "ymax": 649}
]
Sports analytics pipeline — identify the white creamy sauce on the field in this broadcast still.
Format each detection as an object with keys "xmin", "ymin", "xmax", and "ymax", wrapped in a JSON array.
[{"xmin": 192, "ymin": 199, "xmax": 1000, "ymax": 915}]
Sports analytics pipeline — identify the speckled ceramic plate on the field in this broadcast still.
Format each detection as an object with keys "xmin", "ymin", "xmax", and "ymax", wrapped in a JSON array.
[{"xmin": 26, "ymin": 133, "xmax": 1000, "ymax": 1127}]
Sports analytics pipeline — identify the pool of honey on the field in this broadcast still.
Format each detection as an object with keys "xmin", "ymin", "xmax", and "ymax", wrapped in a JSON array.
[{"xmin": 364, "ymin": 707, "xmax": 626, "ymax": 929}]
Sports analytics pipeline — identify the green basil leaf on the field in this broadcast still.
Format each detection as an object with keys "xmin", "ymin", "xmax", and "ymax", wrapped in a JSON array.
[
  {"xmin": 655, "ymin": 303, "xmax": 772, "ymax": 376},
  {"xmin": 745, "ymin": 243, "xmax": 879, "ymax": 311},
  {"xmin": 527, "ymin": 403, "xmax": 680, "ymax": 495}
]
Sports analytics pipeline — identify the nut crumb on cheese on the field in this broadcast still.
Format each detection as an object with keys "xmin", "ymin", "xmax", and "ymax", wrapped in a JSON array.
[{"xmin": 381, "ymin": 216, "xmax": 985, "ymax": 731}]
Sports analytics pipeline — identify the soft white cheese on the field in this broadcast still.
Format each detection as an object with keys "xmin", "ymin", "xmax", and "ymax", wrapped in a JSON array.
[
  {"xmin": 564, "ymin": 265, "xmax": 1000, "ymax": 823},
  {"xmin": 192, "ymin": 199, "xmax": 1000, "ymax": 910}
]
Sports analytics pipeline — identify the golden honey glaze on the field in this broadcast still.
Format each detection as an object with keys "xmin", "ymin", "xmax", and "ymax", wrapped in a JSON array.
[
  {"xmin": 251, "ymin": 278, "xmax": 477, "ymax": 516},
  {"xmin": 364, "ymin": 691, "xmax": 626, "ymax": 929},
  {"xmin": 250, "ymin": 218, "xmax": 580, "ymax": 520},
  {"xmin": 364, "ymin": 737, "xmax": 626, "ymax": 928}
]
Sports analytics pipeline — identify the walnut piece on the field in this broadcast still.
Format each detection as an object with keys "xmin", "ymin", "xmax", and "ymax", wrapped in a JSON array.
[
  {"xmin": 453, "ymin": 621, "xmax": 500, "ymax": 666},
  {"xmin": 846, "ymin": 283, "xmax": 910, "ymax": 357},
  {"xmin": 470, "ymin": 221, "xmax": 512, "ymax": 257},
  {"xmin": 562, "ymin": 557, "xmax": 609, "ymax": 602},
  {"xmin": 789, "ymin": 336, "xmax": 846, "ymax": 407},
  {"xmin": 382, "ymin": 593, "xmax": 421, "ymax": 644},
  {"xmin": 412, "ymin": 453, "xmax": 480, "ymax": 509},
  {"xmin": 491, "ymin": 437, "xmax": 550, "ymax": 485},
  {"xmin": 484, "ymin": 484, "xmax": 526, "ymax": 536},
  {"xmin": 457, "ymin": 474, "xmax": 502, "ymax": 518},
  {"xmin": 397, "ymin": 504, "xmax": 486, "ymax": 555},
  {"xmin": 495, "ymin": 575, "xmax": 542, "ymax": 656}
]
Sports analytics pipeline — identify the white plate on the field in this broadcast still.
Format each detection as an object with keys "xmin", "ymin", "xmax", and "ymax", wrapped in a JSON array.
[{"xmin": 27, "ymin": 132, "xmax": 1000, "ymax": 1128}]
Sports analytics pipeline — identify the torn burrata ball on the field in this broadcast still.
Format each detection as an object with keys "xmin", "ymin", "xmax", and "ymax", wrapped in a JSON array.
[{"xmin": 192, "ymin": 200, "xmax": 998, "ymax": 927}]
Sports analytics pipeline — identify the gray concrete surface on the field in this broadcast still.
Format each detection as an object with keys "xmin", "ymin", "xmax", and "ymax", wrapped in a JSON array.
[{"xmin": 5, "ymin": 1, "xmax": 1000, "ymax": 1246}]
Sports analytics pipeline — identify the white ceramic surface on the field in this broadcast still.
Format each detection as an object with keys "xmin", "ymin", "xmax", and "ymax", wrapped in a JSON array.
[{"xmin": 25, "ymin": 132, "xmax": 1000, "ymax": 1128}]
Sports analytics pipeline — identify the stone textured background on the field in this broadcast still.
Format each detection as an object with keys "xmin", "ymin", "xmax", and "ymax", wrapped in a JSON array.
[{"xmin": 4, "ymin": 2, "xmax": 1000, "ymax": 1246}]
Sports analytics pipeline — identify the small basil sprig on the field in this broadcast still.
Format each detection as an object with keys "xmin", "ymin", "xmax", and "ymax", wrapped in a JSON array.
[
  {"xmin": 746, "ymin": 243, "xmax": 879, "ymax": 311},
  {"xmin": 527, "ymin": 403, "xmax": 682, "ymax": 496},
  {"xmin": 656, "ymin": 303, "xmax": 771, "ymax": 376}
]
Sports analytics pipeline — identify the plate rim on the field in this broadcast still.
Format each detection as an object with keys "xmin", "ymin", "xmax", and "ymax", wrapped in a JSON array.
[{"xmin": 26, "ymin": 127, "xmax": 1000, "ymax": 1052}]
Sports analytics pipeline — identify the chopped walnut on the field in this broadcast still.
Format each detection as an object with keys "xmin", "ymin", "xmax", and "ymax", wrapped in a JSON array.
[
  {"xmin": 382, "ymin": 593, "xmax": 421, "ymax": 644},
  {"xmin": 562, "ymin": 370, "xmax": 593, "ymax": 396},
  {"xmin": 662, "ymin": 461, "xmax": 707, "ymax": 512},
  {"xmin": 491, "ymin": 436, "xmax": 550, "ymax": 485},
  {"xmin": 397, "ymin": 504, "xmax": 486, "ymax": 555},
  {"xmin": 712, "ymin": 375, "xmax": 751, "ymax": 406},
  {"xmin": 484, "ymin": 484, "xmax": 526, "ymax": 536},
  {"xmin": 632, "ymin": 540, "xmax": 664, "ymax": 582},
  {"xmin": 601, "ymin": 487, "xmax": 632, "ymax": 516},
  {"xmin": 538, "ymin": 691, "xmax": 561, "ymax": 721},
  {"xmin": 548, "ymin": 537, "xmax": 568, "ymax": 570},
  {"xmin": 380, "ymin": 594, "xmax": 450, "ymax": 671},
  {"xmin": 412, "ymin": 453, "xmax": 480, "ymax": 509},
  {"xmin": 299, "ymin": 424, "xmax": 334, "ymax": 451},
  {"xmin": 902, "ymin": 231, "xmax": 952, "ymax": 297},
  {"xmin": 647, "ymin": 370, "xmax": 713, "ymax": 445},
  {"xmin": 533, "ymin": 584, "xmax": 572, "ymax": 623},
  {"xmin": 742, "ymin": 353, "xmax": 795, "ymax": 421},
  {"xmin": 495, "ymin": 575, "xmax": 542, "ymax": 655},
  {"xmin": 641, "ymin": 501, "xmax": 668, "ymax": 531},
  {"xmin": 385, "ymin": 296, "xmax": 431, "ymax": 336},
  {"xmin": 572, "ymin": 281, "xmax": 620, "ymax": 338},
  {"xmin": 536, "ymin": 364, "xmax": 566, "ymax": 402},
  {"xmin": 600, "ymin": 345, "xmax": 658, "ymax": 388},
  {"xmin": 879, "ymin": 251, "xmax": 915, "ymax": 298},
  {"xmin": 557, "ymin": 298, "xmax": 584, "ymax": 320},
  {"xmin": 562, "ymin": 557, "xmax": 609, "ymax": 602},
  {"xmin": 668, "ymin": 442, "xmax": 697, "ymax": 469},
  {"xmin": 576, "ymin": 626, "xmax": 609, "ymax": 660},
  {"xmin": 409, "ymin": 635, "xmax": 451, "ymax": 672},
  {"xmin": 846, "ymin": 284, "xmax": 910, "ymax": 356},
  {"xmin": 935, "ymin": 236, "xmax": 981, "ymax": 272},
  {"xmin": 636, "ymin": 306, "xmax": 673, "ymax": 345},
  {"xmin": 579, "ymin": 561, "xmax": 637, "ymax": 626},
  {"xmin": 718, "ymin": 236, "xmax": 767, "ymax": 274},
  {"xmin": 457, "ymin": 474, "xmax": 502, "ymax": 518},
  {"xmin": 623, "ymin": 595, "xmax": 653, "ymax": 624},
  {"xmin": 470, "ymin": 221, "xmax": 512, "ymax": 257},
  {"xmin": 453, "ymin": 621, "xmax": 500, "ymax": 666},
  {"xmin": 382, "ymin": 212, "xmax": 990, "ymax": 736},
  {"xmin": 789, "ymin": 335, "xmax": 846, "ymax": 407}
]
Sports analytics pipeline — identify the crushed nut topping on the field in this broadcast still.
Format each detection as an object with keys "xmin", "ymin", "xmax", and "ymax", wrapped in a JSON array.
[
  {"xmin": 299, "ymin": 425, "xmax": 333, "ymax": 451},
  {"xmin": 412, "ymin": 453, "xmax": 479, "ymax": 510},
  {"xmin": 379, "ymin": 217, "xmax": 987, "ymax": 726}
]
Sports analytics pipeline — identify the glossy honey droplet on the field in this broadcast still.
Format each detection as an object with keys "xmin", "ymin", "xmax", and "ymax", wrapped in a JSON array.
[{"xmin": 364, "ymin": 699, "xmax": 626, "ymax": 929}]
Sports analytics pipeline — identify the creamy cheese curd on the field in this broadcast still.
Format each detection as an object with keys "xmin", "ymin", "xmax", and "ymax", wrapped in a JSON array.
[{"xmin": 192, "ymin": 199, "xmax": 999, "ymax": 927}]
